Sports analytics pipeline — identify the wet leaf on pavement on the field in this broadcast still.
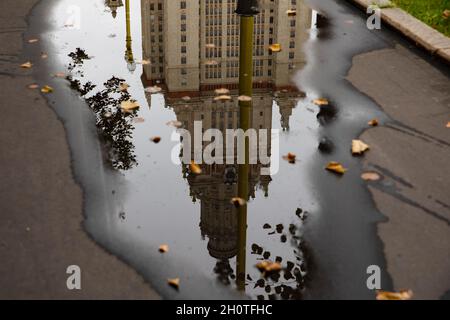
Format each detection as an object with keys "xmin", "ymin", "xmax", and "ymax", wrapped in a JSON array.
[
  {"xmin": 352, "ymin": 139, "xmax": 370, "ymax": 155},
  {"xmin": 20, "ymin": 62, "xmax": 33, "ymax": 69},
  {"xmin": 27, "ymin": 84, "xmax": 39, "ymax": 89},
  {"xmin": 326, "ymin": 161, "xmax": 347, "ymax": 174},
  {"xmin": 158, "ymin": 244, "xmax": 169, "ymax": 253},
  {"xmin": 282, "ymin": 153, "xmax": 296, "ymax": 164},
  {"xmin": 231, "ymin": 197, "xmax": 246, "ymax": 208},
  {"xmin": 361, "ymin": 172, "xmax": 381, "ymax": 181},
  {"xmin": 41, "ymin": 85, "xmax": 54, "ymax": 93},
  {"xmin": 167, "ymin": 278, "xmax": 180, "ymax": 290},
  {"xmin": 376, "ymin": 290, "xmax": 413, "ymax": 300},
  {"xmin": 215, "ymin": 88, "xmax": 230, "ymax": 95},
  {"xmin": 120, "ymin": 100, "xmax": 140, "ymax": 113},
  {"xmin": 313, "ymin": 98, "xmax": 329, "ymax": 106},
  {"xmin": 256, "ymin": 261, "xmax": 282, "ymax": 273},
  {"xmin": 368, "ymin": 118, "xmax": 379, "ymax": 126}
]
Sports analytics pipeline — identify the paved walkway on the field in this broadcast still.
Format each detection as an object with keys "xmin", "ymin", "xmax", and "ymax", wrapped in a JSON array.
[{"xmin": 0, "ymin": 0, "xmax": 159, "ymax": 299}]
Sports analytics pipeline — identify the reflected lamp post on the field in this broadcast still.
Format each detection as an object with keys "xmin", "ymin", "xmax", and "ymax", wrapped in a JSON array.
[
  {"xmin": 124, "ymin": 0, "xmax": 136, "ymax": 72},
  {"xmin": 235, "ymin": 0, "xmax": 259, "ymax": 292}
]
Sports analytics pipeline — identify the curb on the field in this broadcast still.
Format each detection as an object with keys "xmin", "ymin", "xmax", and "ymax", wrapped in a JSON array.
[{"xmin": 347, "ymin": 0, "xmax": 450, "ymax": 63}]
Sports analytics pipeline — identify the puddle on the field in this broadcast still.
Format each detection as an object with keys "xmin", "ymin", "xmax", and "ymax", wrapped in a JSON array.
[{"xmin": 24, "ymin": 0, "xmax": 407, "ymax": 299}]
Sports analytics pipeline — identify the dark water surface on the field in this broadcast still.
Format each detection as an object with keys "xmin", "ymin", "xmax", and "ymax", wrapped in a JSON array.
[{"xmin": 23, "ymin": 0, "xmax": 425, "ymax": 299}]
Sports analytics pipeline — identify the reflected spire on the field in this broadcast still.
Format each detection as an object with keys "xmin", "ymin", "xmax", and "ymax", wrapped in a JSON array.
[{"xmin": 105, "ymin": 0, "xmax": 123, "ymax": 19}]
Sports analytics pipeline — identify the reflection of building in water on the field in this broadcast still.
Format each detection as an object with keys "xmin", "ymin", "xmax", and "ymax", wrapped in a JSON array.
[
  {"xmin": 105, "ymin": 0, "xmax": 123, "ymax": 18},
  {"xmin": 141, "ymin": 0, "xmax": 311, "ymax": 283}
]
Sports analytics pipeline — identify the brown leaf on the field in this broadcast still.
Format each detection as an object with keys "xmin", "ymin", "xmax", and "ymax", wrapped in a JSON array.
[
  {"xmin": 167, "ymin": 278, "xmax": 180, "ymax": 289},
  {"xmin": 190, "ymin": 161, "xmax": 202, "ymax": 174},
  {"xmin": 20, "ymin": 62, "xmax": 33, "ymax": 69},
  {"xmin": 119, "ymin": 82, "xmax": 130, "ymax": 92},
  {"xmin": 368, "ymin": 119, "xmax": 379, "ymax": 126},
  {"xmin": 282, "ymin": 153, "xmax": 296, "ymax": 164},
  {"xmin": 27, "ymin": 84, "xmax": 39, "ymax": 89},
  {"xmin": 313, "ymin": 98, "xmax": 329, "ymax": 106},
  {"xmin": 150, "ymin": 136, "xmax": 161, "ymax": 144},
  {"xmin": 352, "ymin": 139, "xmax": 370, "ymax": 155},
  {"xmin": 361, "ymin": 172, "xmax": 381, "ymax": 181},
  {"xmin": 158, "ymin": 244, "xmax": 169, "ymax": 253},
  {"xmin": 376, "ymin": 290, "xmax": 413, "ymax": 300},
  {"xmin": 40, "ymin": 85, "xmax": 53, "ymax": 93},
  {"xmin": 326, "ymin": 161, "xmax": 347, "ymax": 174},
  {"xmin": 231, "ymin": 197, "xmax": 246, "ymax": 208}
]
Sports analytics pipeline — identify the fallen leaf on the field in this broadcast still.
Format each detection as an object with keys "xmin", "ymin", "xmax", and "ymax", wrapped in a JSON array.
[
  {"xmin": 238, "ymin": 95, "xmax": 252, "ymax": 102},
  {"xmin": 150, "ymin": 136, "xmax": 161, "ymax": 143},
  {"xmin": 166, "ymin": 120, "xmax": 183, "ymax": 128},
  {"xmin": 256, "ymin": 261, "xmax": 282, "ymax": 273},
  {"xmin": 40, "ymin": 85, "xmax": 53, "ymax": 93},
  {"xmin": 286, "ymin": 9, "xmax": 297, "ymax": 16},
  {"xmin": 119, "ymin": 82, "xmax": 130, "ymax": 92},
  {"xmin": 313, "ymin": 98, "xmax": 329, "ymax": 106},
  {"xmin": 231, "ymin": 197, "xmax": 246, "ymax": 208},
  {"xmin": 136, "ymin": 59, "xmax": 151, "ymax": 65},
  {"xmin": 282, "ymin": 153, "xmax": 296, "ymax": 164},
  {"xmin": 133, "ymin": 117, "xmax": 145, "ymax": 123},
  {"xmin": 53, "ymin": 72, "xmax": 66, "ymax": 78},
  {"xmin": 326, "ymin": 161, "xmax": 347, "ymax": 174},
  {"xmin": 352, "ymin": 139, "xmax": 370, "ymax": 155},
  {"xmin": 446, "ymin": 121, "xmax": 450, "ymax": 128},
  {"xmin": 269, "ymin": 44, "xmax": 282, "ymax": 52},
  {"xmin": 28, "ymin": 38, "xmax": 39, "ymax": 43},
  {"xmin": 145, "ymin": 86, "xmax": 162, "ymax": 94},
  {"xmin": 214, "ymin": 95, "xmax": 232, "ymax": 101},
  {"xmin": 27, "ymin": 84, "xmax": 39, "ymax": 89},
  {"xmin": 205, "ymin": 43, "xmax": 216, "ymax": 49},
  {"xmin": 376, "ymin": 290, "xmax": 413, "ymax": 300},
  {"xmin": 361, "ymin": 172, "xmax": 381, "ymax": 181},
  {"xmin": 158, "ymin": 244, "xmax": 169, "ymax": 253},
  {"xmin": 20, "ymin": 62, "xmax": 33, "ymax": 69},
  {"xmin": 190, "ymin": 161, "xmax": 202, "ymax": 174},
  {"xmin": 167, "ymin": 278, "xmax": 180, "ymax": 289},
  {"xmin": 41, "ymin": 52, "xmax": 48, "ymax": 59},
  {"xmin": 120, "ymin": 100, "xmax": 140, "ymax": 113},
  {"xmin": 215, "ymin": 88, "xmax": 230, "ymax": 95},
  {"xmin": 205, "ymin": 60, "xmax": 219, "ymax": 66},
  {"xmin": 368, "ymin": 118, "xmax": 379, "ymax": 126}
]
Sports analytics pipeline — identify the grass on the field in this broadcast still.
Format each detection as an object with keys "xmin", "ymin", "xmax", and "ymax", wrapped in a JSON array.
[{"xmin": 390, "ymin": 0, "xmax": 450, "ymax": 36}]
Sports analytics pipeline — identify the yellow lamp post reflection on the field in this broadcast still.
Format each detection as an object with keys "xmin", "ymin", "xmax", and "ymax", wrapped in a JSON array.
[{"xmin": 124, "ymin": 0, "xmax": 136, "ymax": 72}]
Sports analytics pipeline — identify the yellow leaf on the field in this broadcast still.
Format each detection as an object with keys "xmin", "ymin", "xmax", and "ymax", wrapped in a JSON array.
[
  {"xmin": 352, "ymin": 139, "xmax": 370, "ymax": 155},
  {"xmin": 361, "ymin": 172, "xmax": 380, "ymax": 181},
  {"xmin": 20, "ymin": 62, "xmax": 33, "ymax": 69},
  {"xmin": 256, "ymin": 261, "xmax": 282, "ymax": 273},
  {"xmin": 376, "ymin": 290, "xmax": 413, "ymax": 300},
  {"xmin": 150, "ymin": 136, "xmax": 161, "ymax": 144},
  {"xmin": 313, "ymin": 98, "xmax": 329, "ymax": 106},
  {"xmin": 190, "ymin": 161, "xmax": 202, "ymax": 174},
  {"xmin": 214, "ymin": 95, "xmax": 232, "ymax": 101},
  {"xmin": 286, "ymin": 9, "xmax": 297, "ymax": 16},
  {"xmin": 326, "ymin": 161, "xmax": 347, "ymax": 174},
  {"xmin": 167, "ymin": 278, "xmax": 180, "ymax": 289},
  {"xmin": 158, "ymin": 244, "xmax": 169, "ymax": 253},
  {"xmin": 119, "ymin": 82, "xmax": 130, "ymax": 92},
  {"xmin": 120, "ymin": 100, "xmax": 140, "ymax": 113},
  {"xmin": 238, "ymin": 95, "xmax": 252, "ymax": 102},
  {"xmin": 41, "ymin": 85, "xmax": 53, "ymax": 93},
  {"xmin": 368, "ymin": 119, "xmax": 379, "ymax": 126},
  {"xmin": 230, "ymin": 197, "xmax": 246, "ymax": 208},
  {"xmin": 269, "ymin": 44, "xmax": 282, "ymax": 52},
  {"xmin": 166, "ymin": 120, "xmax": 183, "ymax": 128},
  {"xmin": 215, "ymin": 88, "xmax": 230, "ymax": 95}
]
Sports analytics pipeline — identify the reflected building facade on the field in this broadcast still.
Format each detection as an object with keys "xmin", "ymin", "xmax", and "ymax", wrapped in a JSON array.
[{"xmin": 141, "ymin": 0, "xmax": 311, "ymax": 285}]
